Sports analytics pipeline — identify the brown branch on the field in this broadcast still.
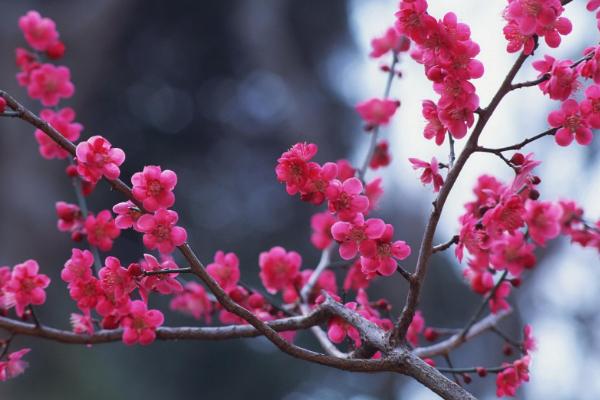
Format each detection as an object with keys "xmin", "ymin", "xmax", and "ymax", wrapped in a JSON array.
[
  {"xmin": 412, "ymin": 309, "xmax": 511, "ymax": 358},
  {"xmin": 358, "ymin": 51, "xmax": 399, "ymax": 180},
  {"xmin": 432, "ymin": 235, "xmax": 459, "ymax": 254},
  {"xmin": 0, "ymin": 89, "xmax": 393, "ymax": 373},
  {"xmin": 459, "ymin": 270, "xmax": 509, "ymax": 339},
  {"xmin": 143, "ymin": 267, "xmax": 192, "ymax": 276},
  {"xmin": 477, "ymin": 127, "xmax": 557, "ymax": 154},
  {"xmin": 392, "ymin": 50, "xmax": 532, "ymax": 345}
]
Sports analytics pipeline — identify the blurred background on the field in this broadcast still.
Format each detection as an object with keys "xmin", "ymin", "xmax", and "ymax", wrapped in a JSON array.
[{"xmin": 0, "ymin": 0, "xmax": 598, "ymax": 399}]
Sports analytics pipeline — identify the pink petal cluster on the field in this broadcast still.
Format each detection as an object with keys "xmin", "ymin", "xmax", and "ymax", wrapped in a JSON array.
[
  {"xmin": 496, "ymin": 355, "xmax": 531, "ymax": 397},
  {"xmin": 325, "ymin": 177, "xmax": 369, "ymax": 221},
  {"xmin": 55, "ymin": 201, "xmax": 84, "ymax": 240},
  {"xmin": 170, "ymin": 282, "xmax": 213, "ymax": 322},
  {"xmin": 138, "ymin": 254, "xmax": 183, "ymax": 300},
  {"xmin": 369, "ymin": 27, "xmax": 410, "ymax": 58},
  {"xmin": 406, "ymin": 310, "xmax": 425, "ymax": 347},
  {"xmin": 533, "ymin": 55, "xmax": 579, "ymax": 101},
  {"xmin": 369, "ymin": 140, "xmax": 392, "ymax": 169},
  {"xmin": 409, "ymin": 157, "xmax": 444, "ymax": 192},
  {"xmin": 502, "ymin": 0, "xmax": 571, "ymax": 54},
  {"xmin": 121, "ymin": 300, "xmax": 164, "ymax": 345},
  {"xmin": 112, "ymin": 201, "xmax": 143, "ymax": 230},
  {"xmin": 137, "ymin": 209, "xmax": 187, "ymax": 254},
  {"xmin": 18, "ymin": 11, "xmax": 59, "ymax": 51},
  {"xmin": 310, "ymin": 212, "xmax": 336, "ymax": 250},
  {"xmin": 84, "ymin": 210, "xmax": 121, "ymax": 252},
  {"xmin": 35, "ymin": 108, "xmax": 83, "ymax": 159},
  {"xmin": 0, "ymin": 348, "xmax": 31, "ymax": 382},
  {"xmin": 579, "ymin": 46, "xmax": 600, "ymax": 83},
  {"xmin": 206, "ymin": 251, "xmax": 240, "ymax": 291},
  {"xmin": 548, "ymin": 99, "xmax": 593, "ymax": 146},
  {"xmin": 259, "ymin": 246, "xmax": 301, "ymax": 303},
  {"xmin": 360, "ymin": 224, "xmax": 411, "ymax": 278},
  {"xmin": 26, "ymin": 64, "xmax": 74, "ymax": 107},
  {"xmin": 0, "ymin": 98, "xmax": 6, "ymax": 114},
  {"xmin": 76, "ymin": 135, "xmax": 125, "ymax": 183},
  {"xmin": 275, "ymin": 143, "xmax": 339, "ymax": 205},
  {"xmin": 396, "ymin": 2, "xmax": 483, "ymax": 141},
  {"xmin": 331, "ymin": 213, "xmax": 386, "ymax": 260},
  {"xmin": 355, "ymin": 98, "xmax": 400, "ymax": 126},
  {"xmin": 131, "ymin": 166, "xmax": 178, "ymax": 212},
  {"xmin": 6, "ymin": 260, "xmax": 50, "ymax": 317}
]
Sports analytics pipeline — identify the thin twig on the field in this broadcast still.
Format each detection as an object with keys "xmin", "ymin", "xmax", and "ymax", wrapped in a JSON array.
[
  {"xmin": 437, "ymin": 365, "xmax": 506, "ymax": 374},
  {"xmin": 143, "ymin": 267, "xmax": 192, "ymax": 276},
  {"xmin": 432, "ymin": 235, "xmax": 459, "ymax": 254},
  {"xmin": 476, "ymin": 127, "xmax": 557, "ymax": 154},
  {"xmin": 358, "ymin": 51, "xmax": 399, "ymax": 181},
  {"xmin": 448, "ymin": 133, "xmax": 456, "ymax": 169},
  {"xmin": 459, "ymin": 271, "xmax": 509, "ymax": 339}
]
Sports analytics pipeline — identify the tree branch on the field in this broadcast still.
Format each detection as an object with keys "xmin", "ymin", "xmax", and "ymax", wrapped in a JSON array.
[
  {"xmin": 477, "ymin": 127, "xmax": 557, "ymax": 154},
  {"xmin": 392, "ymin": 50, "xmax": 532, "ymax": 345},
  {"xmin": 412, "ymin": 309, "xmax": 511, "ymax": 358},
  {"xmin": 432, "ymin": 235, "xmax": 459, "ymax": 254}
]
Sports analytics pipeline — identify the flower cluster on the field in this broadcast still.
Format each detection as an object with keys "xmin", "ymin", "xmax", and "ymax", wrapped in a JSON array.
[
  {"xmin": 455, "ymin": 156, "xmax": 566, "ymax": 311},
  {"xmin": 502, "ymin": 0, "xmax": 572, "ymax": 55},
  {"xmin": 396, "ymin": 0, "xmax": 483, "ymax": 142},
  {"xmin": 532, "ymin": 50, "xmax": 599, "ymax": 147}
]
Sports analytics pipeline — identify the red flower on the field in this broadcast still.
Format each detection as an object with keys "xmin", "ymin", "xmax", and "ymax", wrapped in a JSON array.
[
  {"xmin": 137, "ymin": 209, "xmax": 187, "ymax": 254},
  {"xmin": 121, "ymin": 300, "xmax": 164, "ymax": 346},
  {"xmin": 355, "ymin": 98, "xmax": 400, "ymax": 126},
  {"xmin": 75, "ymin": 135, "xmax": 125, "ymax": 183},
  {"xmin": 6, "ymin": 260, "xmax": 50, "ymax": 317},
  {"xmin": 131, "ymin": 166, "xmax": 178, "ymax": 212},
  {"xmin": 259, "ymin": 246, "xmax": 301, "ymax": 303},
  {"xmin": 84, "ymin": 210, "xmax": 120, "ymax": 252}
]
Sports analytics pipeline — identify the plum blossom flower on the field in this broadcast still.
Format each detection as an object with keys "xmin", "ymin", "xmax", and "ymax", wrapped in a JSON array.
[
  {"xmin": 18, "ymin": 11, "xmax": 59, "ymax": 51},
  {"xmin": 259, "ymin": 246, "xmax": 301, "ymax": 303},
  {"xmin": 369, "ymin": 140, "xmax": 392, "ymax": 169},
  {"xmin": 524, "ymin": 200, "xmax": 562, "ymax": 246},
  {"xmin": 359, "ymin": 224, "xmax": 411, "ymax": 277},
  {"xmin": 327, "ymin": 302, "xmax": 361, "ymax": 346},
  {"xmin": 27, "ymin": 64, "xmax": 74, "ymax": 106},
  {"xmin": 0, "ymin": 348, "xmax": 31, "ymax": 382},
  {"xmin": 325, "ymin": 177, "xmax": 369, "ymax": 221},
  {"xmin": 99, "ymin": 257, "xmax": 136, "ymax": 301},
  {"xmin": 343, "ymin": 260, "xmax": 371, "ymax": 291},
  {"xmin": 170, "ymin": 282, "xmax": 213, "ymax": 322},
  {"xmin": 70, "ymin": 312, "xmax": 95, "ymax": 335},
  {"xmin": 490, "ymin": 232, "xmax": 536, "ymax": 276},
  {"xmin": 61, "ymin": 248, "xmax": 95, "ymax": 285},
  {"xmin": 578, "ymin": 46, "xmax": 600, "ymax": 83},
  {"xmin": 406, "ymin": 311, "xmax": 425, "ymax": 347},
  {"xmin": 422, "ymin": 100, "xmax": 446, "ymax": 145},
  {"xmin": 206, "ymin": 251, "xmax": 240, "ymax": 291},
  {"xmin": 548, "ymin": 99, "xmax": 593, "ymax": 147},
  {"xmin": 409, "ymin": 157, "xmax": 444, "ymax": 192},
  {"xmin": 0, "ymin": 98, "xmax": 6, "ymax": 114},
  {"xmin": 137, "ymin": 209, "xmax": 187, "ymax": 254},
  {"xmin": 489, "ymin": 281, "xmax": 511, "ymax": 314},
  {"xmin": 580, "ymin": 84, "xmax": 600, "ymax": 129},
  {"xmin": 75, "ymin": 135, "xmax": 125, "ymax": 183},
  {"xmin": 6, "ymin": 260, "xmax": 50, "ymax": 317},
  {"xmin": 310, "ymin": 212, "xmax": 336, "ymax": 250},
  {"xmin": 496, "ymin": 355, "xmax": 531, "ymax": 397},
  {"xmin": 55, "ymin": 201, "xmax": 83, "ymax": 235},
  {"xmin": 121, "ymin": 300, "xmax": 164, "ymax": 345},
  {"xmin": 522, "ymin": 324, "xmax": 537, "ymax": 353},
  {"xmin": 355, "ymin": 98, "xmax": 400, "ymax": 126},
  {"xmin": 84, "ymin": 210, "xmax": 120, "ymax": 252},
  {"xmin": 35, "ymin": 108, "xmax": 82, "ymax": 159},
  {"xmin": 331, "ymin": 214, "xmax": 386, "ymax": 260},
  {"xmin": 170, "ymin": 282, "xmax": 212, "ymax": 322},
  {"xmin": 370, "ymin": 27, "xmax": 410, "ymax": 58},
  {"xmin": 131, "ymin": 166, "xmax": 178, "ymax": 212},
  {"xmin": 275, "ymin": 142, "xmax": 318, "ymax": 196},
  {"xmin": 139, "ymin": 254, "xmax": 183, "ymax": 299},
  {"xmin": 112, "ymin": 201, "xmax": 143, "ymax": 230},
  {"xmin": 532, "ymin": 55, "xmax": 579, "ymax": 101},
  {"xmin": 364, "ymin": 178, "xmax": 384, "ymax": 213}
]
